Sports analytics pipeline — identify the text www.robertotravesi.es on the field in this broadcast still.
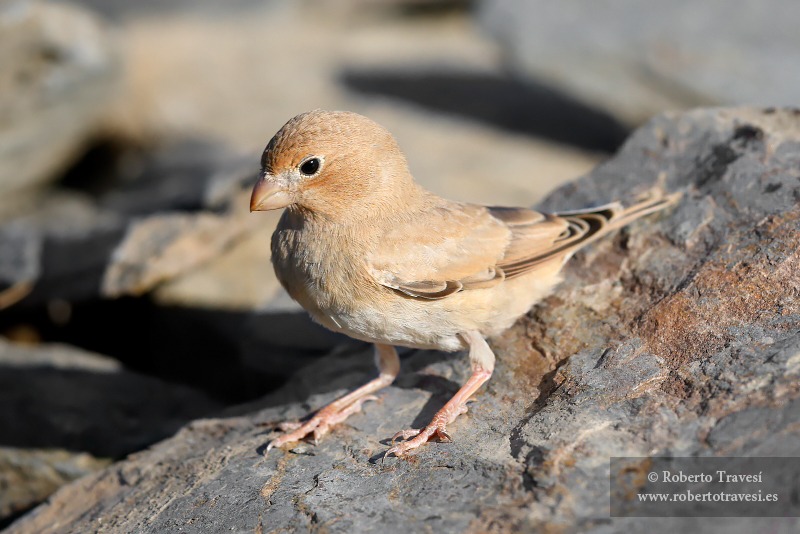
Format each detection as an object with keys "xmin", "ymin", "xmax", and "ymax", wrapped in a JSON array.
[
  {"xmin": 611, "ymin": 458, "xmax": 800, "ymax": 517},
  {"xmin": 637, "ymin": 490, "xmax": 779, "ymax": 503}
]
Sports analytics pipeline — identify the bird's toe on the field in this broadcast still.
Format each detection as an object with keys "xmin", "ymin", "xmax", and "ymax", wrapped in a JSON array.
[{"xmin": 391, "ymin": 428, "xmax": 421, "ymax": 444}]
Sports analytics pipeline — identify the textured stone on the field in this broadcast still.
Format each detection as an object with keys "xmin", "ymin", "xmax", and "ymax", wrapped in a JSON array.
[
  {"xmin": 0, "ymin": 0, "xmax": 118, "ymax": 207},
  {"xmin": 479, "ymin": 0, "xmax": 800, "ymax": 126},
  {"xmin": 6, "ymin": 108, "xmax": 800, "ymax": 533},
  {"xmin": 102, "ymin": 211, "xmax": 249, "ymax": 298},
  {"xmin": 0, "ymin": 142, "xmax": 258, "ymax": 306},
  {"xmin": 150, "ymin": 220, "xmax": 283, "ymax": 310},
  {"xmin": 0, "ymin": 447, "xmax": 110, "ymax": 523}
]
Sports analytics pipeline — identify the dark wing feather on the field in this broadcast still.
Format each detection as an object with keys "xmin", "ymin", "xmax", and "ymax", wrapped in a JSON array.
[{"xmin": 497, "ymin": 190, "xmax": 680, "ymax": 279}]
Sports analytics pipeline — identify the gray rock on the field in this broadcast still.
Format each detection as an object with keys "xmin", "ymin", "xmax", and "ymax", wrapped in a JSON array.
[
  {"xmin": 101, "ymin": 211, "xmax": 251, "ymax": 298},
  {"xmin": 0, "ymin": 141, "xmax": 258, "ymax": 306},
  {"xmin": 0, "ymin": 0, "xmax": 119, "ymax": 207},
  {"xmin": 5, "ymin": 107, "xmax": 800, "ymax": 533},
  {"xmin": 479, "ymin": 0, "xmax": 800, "ymax": 125},
  {"xmin": 0, "ymin": 337, "xmax": 225, "ymax": 526},
  {"xmin": 0, "ymin": 447, "xmax": 110, "ymax": 524},
  {"xmin": 94, "ymin": 142, "xmax": 260, "ymax": 300},
  {"xmin": 0, "ymin": 225, "xmax": 40, "ymax": 290}
]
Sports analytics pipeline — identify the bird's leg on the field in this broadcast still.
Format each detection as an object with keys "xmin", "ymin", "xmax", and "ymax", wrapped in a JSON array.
[
  {"xmin": 267, "ymin": 343, "xmax": 399, "ymax": 452},
  {"xmin": 384, "ymin": 330, "xmax": 494, "ymax": 459}
]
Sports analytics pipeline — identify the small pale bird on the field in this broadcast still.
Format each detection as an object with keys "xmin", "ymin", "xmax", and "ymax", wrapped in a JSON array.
[{"xmin": 250, "ymin": 110, "xmax": 678, "ymax": 458}]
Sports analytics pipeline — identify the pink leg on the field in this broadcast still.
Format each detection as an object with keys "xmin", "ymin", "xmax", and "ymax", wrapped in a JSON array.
[
  {"xmin": 267, "ymin": 343, "xmax": 399, "ymax": 451},
  {"xmin": 384, "ymin": 331, "xmax": 495, "ymax": 459}
]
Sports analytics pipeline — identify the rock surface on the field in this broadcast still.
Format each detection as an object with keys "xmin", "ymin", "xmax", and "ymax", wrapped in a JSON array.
[
  {"xmin": 0, "ymin": 0, "xmax": 118, "ymax": 208},
  {"xmin": 0, "ymin": 447, "xmax": 110, "ymax": 523},
  {"xmin": 0, "ymin": 141, "xmax": 261, "ymax": 307},
  {"xmin": 0, "ymin": 337, "xmax": 225, "ymax": 527},
  {"xmin": 99, "ymin": 0, "xmax": 600, "ymax": 205},
  {"xmin": 0, "ymin": 338, "xmax": 222, "ymax": 459},
  {"xmin": 5, "ymin": 107, "xmax": 799, "ymax": 533},
  {"xmin": 479, "ymin": 0, "xmax": 800, "ymax": 126}
]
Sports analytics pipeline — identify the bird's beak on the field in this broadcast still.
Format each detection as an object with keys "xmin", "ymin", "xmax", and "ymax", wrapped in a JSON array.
[{"xmin": 250, "ymin": 172, "xmax": 292, "ymax": 212}]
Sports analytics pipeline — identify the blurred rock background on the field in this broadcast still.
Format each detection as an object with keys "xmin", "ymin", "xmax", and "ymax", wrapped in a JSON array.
[{"xmin": 0, "ymin": 0, "xmax": 797, "ymax": 530}]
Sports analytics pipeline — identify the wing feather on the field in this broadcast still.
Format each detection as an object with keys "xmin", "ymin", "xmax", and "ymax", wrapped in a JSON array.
[
  {"xmin": 366, "ymin": 202, "xmax": 509, "ymax": 300},
  {"xmin": 366, "ymin": 189, "xmax": 678, "ymax": 298}
]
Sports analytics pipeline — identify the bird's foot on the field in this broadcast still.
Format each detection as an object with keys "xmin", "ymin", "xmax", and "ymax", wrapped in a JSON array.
[
  {"xmin": 383, "ymin": 403, "xmax": 469, "ymax": 460},
  {"xmin": 266, "ymin": 394, "xmax": 378, "ymax": 452}
]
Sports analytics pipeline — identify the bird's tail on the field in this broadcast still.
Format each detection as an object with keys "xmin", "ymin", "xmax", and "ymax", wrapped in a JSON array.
[
  {"xmin": 498, "ymin": 187, "xmax": 680, "ymax": 280},
  {"xmin": 555, "ymin": 187, "xmax": 681, "ymax": 261}
]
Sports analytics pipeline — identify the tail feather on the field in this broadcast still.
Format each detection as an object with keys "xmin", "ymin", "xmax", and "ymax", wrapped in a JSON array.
[
  {"xmin": 561, "ymin": 188, "xmax": 681, "ymax": 255},
  {"xmin": 500, "ymin": 188, "xmax": 680, "ymax": 279}
]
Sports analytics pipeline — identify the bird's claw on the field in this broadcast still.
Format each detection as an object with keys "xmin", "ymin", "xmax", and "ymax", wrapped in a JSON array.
[
  {"xmin": 382, "ymin": 401, "xmax": 471, "ymax": 462},
  {"xmin": 438, "ymin": 429, "xmax": 453, "ymax": 442},
  {"xmin": 265, "ymin": 394, "xmax": 379, "ymax": 453},
  {"xmin": 390, "ymin": 428, "xmax": 421, "ymax": 444},
  {"xmin": 382, "ymin": 423, "xmax": 454, "ymax": 462}
]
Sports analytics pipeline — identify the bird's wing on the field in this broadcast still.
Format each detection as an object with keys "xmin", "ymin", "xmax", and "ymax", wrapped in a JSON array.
[
  {"xmin": 366, "ymin": 202, "xmax": 569, "ymax": 299},
  {"xmin": 492, "ymin": 204, "xmax": 618, "ymax": 279},
  {"xmin": 367, "ymin": 189, "xmax": 677, "ymax": 300}
]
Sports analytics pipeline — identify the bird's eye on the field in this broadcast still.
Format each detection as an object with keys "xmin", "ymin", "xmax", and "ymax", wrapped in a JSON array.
[{"xmin": 299, "ymin": 158, "xmax": 320, "ymax": 176}]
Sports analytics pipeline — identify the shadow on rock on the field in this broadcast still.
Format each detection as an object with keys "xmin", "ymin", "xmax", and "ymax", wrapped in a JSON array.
[
  {"xmin": 341, "ymin": 69, "xmax": 631, "ymax": 152},
  {"xmin": 0, "ymin": 340, "xmax": 221, "ymax": 458},
  {"xmin": 0, "ymin": 297, "xmax": 347, "ymax": 405}
]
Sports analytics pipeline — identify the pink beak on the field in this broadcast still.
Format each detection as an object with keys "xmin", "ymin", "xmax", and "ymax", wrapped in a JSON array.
[{"xmin": 250, "ymin": 172, "xmax": 292, "ymax": 211}]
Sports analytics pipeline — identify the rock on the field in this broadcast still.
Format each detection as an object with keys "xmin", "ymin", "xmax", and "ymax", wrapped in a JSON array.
[
  {"xmin": 0, "ymin": 141, "xmax": 258, "ymax": 306},
  {"xmin": 70, "ymin": 0, "xmax": 276, "ymax": 20},
  {"xmin": 0, "ymin": 337, "xmax": 224, "ymax": 526},
  {"xmin": 5, "ymin": 107, "xmax": 800, "ymax": 533},
  {"xmin": 150, "ymin": 220, "xmax": 283, "ymax": 310},
  {"xmin": 0, "ymin": 0, "xmax": 119, "ymax": 211},
  {"xmin": 478, "ymin": 0, "xmax": 800, "ymax": 126},
  {"xmin": 0, "ymin": 190, "xmax": 126, "ymax": 308},
  {"xmin": 100, "ymin": 0, "xmax": 598, "ymax": 205},
  {"xmin": 0, "ymin": 447, "xmax": 110, "ymax": 524},
  {"xmin": 90, "ymin": 140, "xmax": 290, "ymax": 307},
  {"xmin": 0, "ymin": 338, "xmax": 223, "ymax": 459},
  {"xmin": 102, "ymin": 211, "xmax": 251, "ymax": 298}
]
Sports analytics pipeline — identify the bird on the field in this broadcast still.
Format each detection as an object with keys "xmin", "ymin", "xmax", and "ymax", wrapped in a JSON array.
[{"xmin": 250, "ymin": 109, "xmax": 679, "ymax": 458}]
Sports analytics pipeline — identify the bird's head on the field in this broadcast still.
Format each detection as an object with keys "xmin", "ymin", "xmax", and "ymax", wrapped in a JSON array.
[{"xmin": 250, "ymin": 110, "xmax": 419, "ymax": 219}]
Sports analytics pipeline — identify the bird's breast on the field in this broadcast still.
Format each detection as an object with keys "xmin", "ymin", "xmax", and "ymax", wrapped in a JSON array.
[
  {"xmin": 269, "ymin": 214, "xmax": 472, "ymax": 352},
  {"xmin": 271, "ymin": 219, "xmax": 372, "ymax": 319}
]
